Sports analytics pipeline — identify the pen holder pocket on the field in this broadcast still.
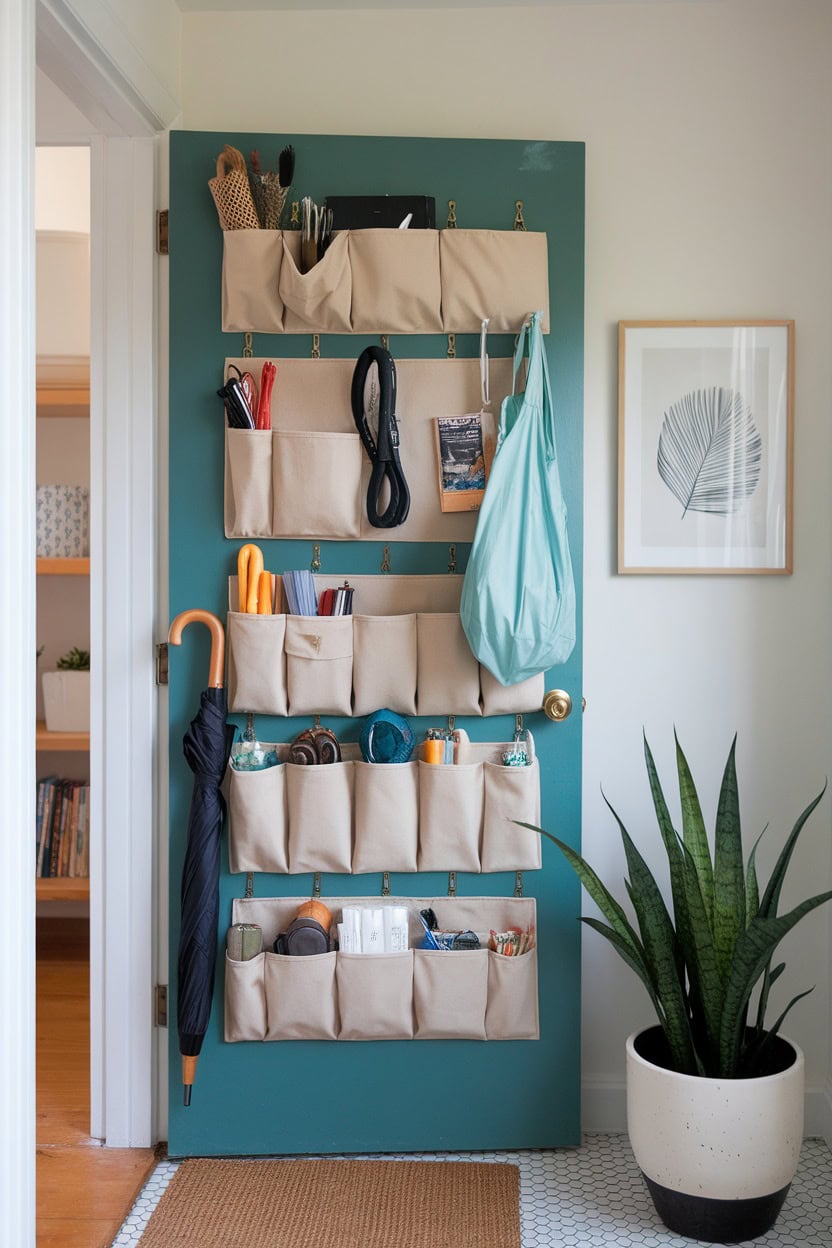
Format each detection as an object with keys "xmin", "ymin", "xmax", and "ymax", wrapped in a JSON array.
[
  {"xmin": 224, "ymin": 952, "xmax": 267, "ymax": 1042},
  {"xmin": 352, "ymin": 613, "xmax": 418, "ymax": 717},
  {"xmin": 439, "ymin": 230, "xmax": 550, "ymax": 333},
  {"xmin": 349, "ymin": 229, "xmax": 442, "ymax": 333},
  {"xmin": 336, "ymin": 950, "xmax": 414, "ymax": 1040},
  {"xmin": 222, "ymin": 229, "xmax": 285, "ymax": 334},
  {"xmin": 485, "ymin": 948, "xmax": 540, "ymax": 1040},
  {"xmin": 228, "ymin": 760, "xmax": 288, "ymax": 874},
  {"xmin": 413, "ymin": 948, "xmax": 488, "ymax": 1040},
  {"xmin": 480, "ymin": 667, "xmax": 545, "ymax": 717},
  {"xmin": 225, "ymin": 429, "xmax": 274, "ymax": 538},
  {"xmin": 279, "ymin": 231, "xmax": 353, "ymax": 332},
  {"xmin": 481, "ymin": 759, "xmax": 542, "ymax": 873},
  {"xmin": 417, "ymin": 761, "xmax": 483, "ymax": 872},
  {"xmin": 416, "ymin": 614, "xmax": 481, "ymax": 716},
  {"xmin": 227, "ymin": 613, "xmax": 288, "ymax": 715},
  {"xmin": 264, "ymin": 951, "xmax": 339, "ymax": 1040},
  {"xmin": 286, "ymin": 760, "xmax": 354, "ymax": 874},
  {"xmin": 272, "ymin": 430, "xmax": 363, "ymax": 540},
  {"xmin": 352, "ymin": 761, "xmax": 419, "ymax": 874},
  {"xmin": 284, "ymin": 615, "xmax": 354, "ymax": 717}
]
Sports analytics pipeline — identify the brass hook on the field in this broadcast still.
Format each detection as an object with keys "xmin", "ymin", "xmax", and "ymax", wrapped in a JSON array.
[
  {"xmin": 446, "ymin": 200, "xmax": 458, "ymax": 229},
  {"xmin": 381, "ymin": 544, "xmax": 392, "ymax": 574},
  {"xmin": 513, "ymin": 200, "xmax": 527, "ymax": 231},
  {"xmin": 447, "ymin": 334, "xmax": 456, "ymax": 359},
  {"xmin": 290, "ymin": 201, "xmax": 300, "ymax": 226},
  {"xmin": 380, "ymin": 335, "xmax": 389, "ymax": 351},
  {"xmin": 311, "ymin": 334, "xmax": 321, "ymax": 359},
  {"xmin": 311, "ymin": 543, "xmax": 321, "ymax": 573},
  {"xmin": 448, "ymin": 544, "xmax": 457, "ymax": 574},
  {"xmin": 168, "ymin": 609, "xmax": 225, "ymax": 689},
  {"xmin": 243, "ymin": 332, "xmax": 253, "ymax": 358},
  {"xmin": 382, "ymin": 871, "xmax": 391, "ymax": 897}
]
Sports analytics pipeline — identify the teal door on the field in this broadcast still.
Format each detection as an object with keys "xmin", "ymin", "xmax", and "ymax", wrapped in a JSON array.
[{"xmin": 168, "ymin": 131, "xmax": 584, "ymax": 1157}]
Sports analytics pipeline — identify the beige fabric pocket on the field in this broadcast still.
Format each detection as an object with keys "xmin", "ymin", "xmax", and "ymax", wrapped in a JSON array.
[
  {"xmin": 222, "ymin": 230, "xmax": 285, "ymax": 333},
  {"xmin": 480, "ymin": 760, "xmax": 542, "ymax": 873},
  {"xmin": 264, "ymin": 951, "xmax": 338, "ymax": 1040},
  {"xmin": 227, "ymin": 613, "xmax": 288, "ymax": 715},
  {"xmin": 352, "ymin": 613, "xmax": 417, "ymax": 717},
  {"xmin": 286, "ymin": 761, "xmax": 353, "ymax": 873},
  {"xmin": 416, "ymin": 614, "xmax": 481, "ymax": 716},
  {"xmin": 417, "ymin": 761, "xmax": 483, "ymax": 872},
  {"xmin": 284, "ymin": 615, "xmax": 354, "ymax": 717},
  {"xmin": 336, "ymin": 950, "xmax": 414, "ymax": 1040},
  {"xmin": 228, "ymin": 761, "xmax": 288, "ymax": 874},
  {"xmin": 224, "ymin": 952, "xmax": 267, "ymax": 1042},
  {"xmin": 439, "ymin": 230, "xmax": 550, "ymax": 333},
  {"xmin": 225, "ymin": 429, "xmax": 274, "ymax": 538},
  {"xmin": 349, "ymin": 229, "xmax": 442, "ymax": 332},
  {"xmin": 279, "ymin": 231, "xmax": 352, "ymax": 332},
  {"xmin": 352, "ymin": 762, "xmax": 419, "ymax": 873},
  {"xmin": 480, "ymin": 667, "xmax": 545, "ymax": 716},
  {"xmin": 413, "ymin": 949, "xmax": 488, "ymax": 1039},
  {"xmin": 272, "ymin": 430, "xmax": 363, "ymax": 539},
  {"xmin": 485, "ymin": 948, "xmax": 540, "ymax": 1040}
]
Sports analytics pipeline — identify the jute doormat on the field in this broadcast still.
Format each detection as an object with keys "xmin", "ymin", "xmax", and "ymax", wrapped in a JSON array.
[{"xmin": 138, "ymin": 1157, "xmax": 520, "ymax": 1248}]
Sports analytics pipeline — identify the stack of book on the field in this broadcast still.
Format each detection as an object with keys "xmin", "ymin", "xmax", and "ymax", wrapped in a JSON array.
[{"xmin": 36, "ymin": 777, "xmax": 90, "ymax": 878}]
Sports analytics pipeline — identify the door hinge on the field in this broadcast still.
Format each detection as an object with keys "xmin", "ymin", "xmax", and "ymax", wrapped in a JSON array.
[
  {"xmin": 156, "ymin": 210, "xmax": 169, "ymax": 255},
  {"xmin": 156, "ymin": 642, "xmax": 169, "ymax": 685},
  {"xmin": 155, "ymin": 984, "xmax": 168, "ymax": 1027}
]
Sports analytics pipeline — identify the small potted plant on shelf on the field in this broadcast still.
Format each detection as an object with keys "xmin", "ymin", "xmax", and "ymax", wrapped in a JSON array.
[
  {"xmin": 525, "ymin": 733, "xmax": 831, "ymax": 1243},
  {"xmin": 42, "ymin": 646, "xmax": 90, "ymax": 733}
]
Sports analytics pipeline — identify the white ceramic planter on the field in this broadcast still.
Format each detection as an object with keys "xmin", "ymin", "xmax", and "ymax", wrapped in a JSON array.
[
  {"xmin": 42, "ymin": 670, "xmax": 90, "ymax": 733},
  {"xmin": 627, "ymin": 1026, "xmax": 804, "ymax": 1242}
]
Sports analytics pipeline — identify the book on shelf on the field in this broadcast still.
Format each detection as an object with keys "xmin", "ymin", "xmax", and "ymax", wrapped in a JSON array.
[{"xmin": 35, "ymin": 777, "xmax": 90, "ymax": 878}]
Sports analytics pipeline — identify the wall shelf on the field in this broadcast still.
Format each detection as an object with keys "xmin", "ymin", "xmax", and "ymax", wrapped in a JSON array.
[
  {"xmin": 36, "ymin": 720, "xmax": 90, "ymax": 752},
  {"xmin": 36, "ymin": 386, "xmax": 90, "ymax": 418},
  {"xmin": 36, "ymin": 877, "xmax": 89, "ymax": 902},
  {"xmin": 36, "ymin": 557, "xmax": 90, "ymax": 576}
]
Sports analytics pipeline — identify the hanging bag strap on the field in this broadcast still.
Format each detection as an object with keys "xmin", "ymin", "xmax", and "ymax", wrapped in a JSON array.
[{"xmin": 351, "ymin": 346, "xmax": 411, "ymax": 529}]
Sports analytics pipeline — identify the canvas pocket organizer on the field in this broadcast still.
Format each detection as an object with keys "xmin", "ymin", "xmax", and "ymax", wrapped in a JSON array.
[
  {"xmin": 225, "ymin": 574, "xmax": 546, "ymax": 718},
  {"xmin": 224, "ymin": 895, "xmax": 539, "ymax": 1042},
  {"xmin": 221, "ymin": 228, "xmax": 549, "ymax": 335},
  {"xmin": 225, "ymin": 741, "xmax": 542, "ymax": 874}
]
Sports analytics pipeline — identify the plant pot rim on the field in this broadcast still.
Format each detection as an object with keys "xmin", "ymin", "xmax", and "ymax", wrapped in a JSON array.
[{"xmin": 626, "ymin": 1025, "xmax": 804, "ymax": 1086}]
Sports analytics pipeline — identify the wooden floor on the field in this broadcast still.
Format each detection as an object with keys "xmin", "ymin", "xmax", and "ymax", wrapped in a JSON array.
[{"xmin": 37, "ymin": 917, "xmax": 157, "ymax": 1248}]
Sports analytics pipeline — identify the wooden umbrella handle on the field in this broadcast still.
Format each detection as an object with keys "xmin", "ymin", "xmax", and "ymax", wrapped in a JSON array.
[{"xmin": 168, "ymin": 610, "xmax": 225, "ymax": 689}]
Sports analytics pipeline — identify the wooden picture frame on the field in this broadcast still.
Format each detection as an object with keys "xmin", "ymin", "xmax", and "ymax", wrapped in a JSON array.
[{"xmin": 618, "ymin": 320, "xmax": 794, "ymax": 574}]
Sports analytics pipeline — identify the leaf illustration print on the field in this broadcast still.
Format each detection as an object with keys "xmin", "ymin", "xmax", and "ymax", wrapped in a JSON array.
[{"xmin": 657, "ymin": 386, "xmax": 762, "ymax": 517}]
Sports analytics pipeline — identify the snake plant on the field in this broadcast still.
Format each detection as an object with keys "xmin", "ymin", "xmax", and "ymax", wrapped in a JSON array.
[{"xmin": 524, "ymin": 734, "xmax": 831, "ymax": 1078}]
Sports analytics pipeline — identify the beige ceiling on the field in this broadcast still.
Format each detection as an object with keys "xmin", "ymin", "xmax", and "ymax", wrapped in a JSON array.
[{"xmin": 176, "ymin": 0, "xmax": 691, "ymax": 10}]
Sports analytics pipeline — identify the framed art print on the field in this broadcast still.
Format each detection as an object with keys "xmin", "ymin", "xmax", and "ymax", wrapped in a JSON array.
[{"xmin": 618, "ymin": 320, "xmax": 794, "ymax": 574}]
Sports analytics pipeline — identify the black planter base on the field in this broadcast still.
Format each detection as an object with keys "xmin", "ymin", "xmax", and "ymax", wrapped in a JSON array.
[{"xmin": 643, "ymin": 1174, "xmax": 790, "ymax": 1243}]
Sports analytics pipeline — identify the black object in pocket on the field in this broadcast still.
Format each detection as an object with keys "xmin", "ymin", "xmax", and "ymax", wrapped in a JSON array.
[{"xmin": 274, "ymin": 917, "xmax": 330, "ymax": 956}]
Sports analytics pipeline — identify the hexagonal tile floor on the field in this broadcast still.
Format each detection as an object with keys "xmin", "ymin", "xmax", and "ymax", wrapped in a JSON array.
[{"xmin": 112, "ymin": 1134, "xmax": 832, "ymax": 1247}]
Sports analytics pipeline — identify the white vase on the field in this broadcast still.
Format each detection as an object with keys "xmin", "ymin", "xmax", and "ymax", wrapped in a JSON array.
[
  {"xmin": 627, "ymin": 1025, "xmax": 804, "ymax": 1243},
  {"xmin": 42, "ymin": 670, "xmax": 90, "ymax": 733}
]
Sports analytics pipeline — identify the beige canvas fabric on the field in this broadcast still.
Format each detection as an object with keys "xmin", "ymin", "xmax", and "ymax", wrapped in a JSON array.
[
  {"xmin": 440, "ymin": 230, "xmax": 550, "ymax": 333},
  {"xmin": 480, "ymin": 759, "xmax": 542, "ymax": 873},
  {"xmin": 352, "ymin": 761, "xmax": 419, "ymax": 873},
  {"xmin": 286, "ymin": 761, "xmax": 354, "ymax": 874},
  {"xmin": 228, "ymin": 761, "xmax": 289, "ymax": 875},
  {"xmin": 352, "ymin": 613, "xmax": 418, "ymax": 716},
  {"xmin": 265, "ymin": 951, "xmax": 339, "ymax": 1040},
  {"xmin": 284, "ymin": 615, "xmax": 353, "ymax": 716},
  {"xmin": 349, "ymin": 229, "xmax": 443, "ymax": 332},
  {"xmin": 416, "ymin": 613, "xmax": 482, "ymax": 715},
  {"xmin": 222, "ymin": 230, "xmax": 285, "ymax": 333},
  {"xmin": 224, "ymin": 953, "xmax": 268, "ymax": 1042},
  {"xmin": 272, "ymin": 430, "xmax": 363, "ymax": 539},
  {"xmin": 227, "ymin": 613, "xmax": 288, "ymax": 715},
  {"xmin": 280, "ymin": 231, "xmax": 352, "ymax": 332},
  {"xmin": 413, "ymin": 948, "xmax": 489, "ymax": 1039},
  {"xmin": 336, "ymin": 951, "xmax": 415, "ymax": 1040},
  {"xmin": 485, "ymin": 948, "xmax": 540, "ymax": 1040},
  {"xmin": 480, "ymin": 667, "xmax": 545, "ymax": 716},
  {"xmin": 417, "ymin": 761, "xmax": 483, "ymax": 872},
  {"xmin": 225, "ymin": 429, "xmax": 274, "ymax": 538}
]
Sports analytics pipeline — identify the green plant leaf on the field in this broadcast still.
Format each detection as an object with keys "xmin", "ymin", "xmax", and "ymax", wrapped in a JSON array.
[
  {"xmin": 758, "ymin": 786, "xmax": 827, "ymax": 919},
  {"xmin": 753, "ymin": 958, "xmax": 785, "ymax": 1034},
  {"xmin": 719, "ymin": 892, "xmax": 832, "ymax": 1075},
  {"xmin": 742, "ymin": 987, "xmax": 814, "ymax": 1077},
  {"xmin": 642, "ymin": 739, "xmax": 690, "ymax": 984},
  {"xmin": 745, "ymin": 827, "xmax": 767, "ymax": 929},
  {"xmin": 675, "ymin": 731, "xmax": 715, "ymax": 930},
  {"xmin": 678, "ymin": 840, "xmax": 723, "ymax": 1075},
  {"xmin": 713, "ymin": 737, "xmax": 745, "ymax": 989},
  {"xmin": 580, "ymin": 918, "xmax": 660, "ymax": 1016}
]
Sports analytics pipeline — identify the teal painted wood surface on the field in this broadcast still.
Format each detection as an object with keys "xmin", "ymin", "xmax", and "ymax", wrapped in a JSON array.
[{"xmin": 168, "ymin": 130, "xmax": 584, "ymax": 1157}]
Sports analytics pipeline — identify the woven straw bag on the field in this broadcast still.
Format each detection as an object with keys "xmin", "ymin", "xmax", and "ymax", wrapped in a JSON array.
[{"xmin": 209, "ymin": 146, "xmax": 261, "ymax": 231}]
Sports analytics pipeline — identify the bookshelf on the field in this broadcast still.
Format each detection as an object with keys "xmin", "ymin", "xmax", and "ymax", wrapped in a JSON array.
[
  {"xmin": 36, "ymin": 877, "xmax": 90, "ymax": 902},
  {"xmin": 36, "ymin": 720, "xmax": 90, "ymax": 752},
  {"xmin": 36, "ymin": 385, "xmax": 90, "ymax": 419},
  {"xmin": 37, "ymin": 557, "xmax": 90, "ymax": 576}
]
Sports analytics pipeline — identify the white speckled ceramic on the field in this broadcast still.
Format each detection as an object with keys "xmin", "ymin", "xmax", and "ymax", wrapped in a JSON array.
[{"xmin": 626, "ymin": 1028, "xmax": 804, "ymax": 1201}]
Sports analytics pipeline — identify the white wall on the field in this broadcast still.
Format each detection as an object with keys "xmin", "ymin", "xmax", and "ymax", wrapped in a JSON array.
[
  {"xmin": 178, "ymin": 0, "xmax": 832, "ymax": 1119},
  {"xmin": 35, "ymin": 146, "xmax": 90, "ymax": 231}
]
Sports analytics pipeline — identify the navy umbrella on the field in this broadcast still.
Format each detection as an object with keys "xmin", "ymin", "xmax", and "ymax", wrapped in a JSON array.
[{"xmin": 168, "ymin": 610, "xmax": 235, "ymax": 1105}]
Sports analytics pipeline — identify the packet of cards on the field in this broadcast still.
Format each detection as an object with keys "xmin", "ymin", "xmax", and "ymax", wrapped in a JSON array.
[{"xmin": 489, "ymin": 927, "xmax": 535, "ymax": 957}]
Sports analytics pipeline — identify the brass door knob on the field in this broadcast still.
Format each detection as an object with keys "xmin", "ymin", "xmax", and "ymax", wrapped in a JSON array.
[{"xmin": 543, "ymin": 689, "xmax": 573, "ymax": 721}]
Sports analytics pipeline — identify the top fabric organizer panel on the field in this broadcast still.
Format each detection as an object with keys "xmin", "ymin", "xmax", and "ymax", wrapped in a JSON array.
[{"xmin": 222, "ymin": 228, "xmax": 550, "ymax": 335}]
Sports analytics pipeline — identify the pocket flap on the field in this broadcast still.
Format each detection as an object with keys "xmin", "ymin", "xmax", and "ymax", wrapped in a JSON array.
[{"xmin": 284, "ymin": 614, "xmax": 353, "ymax": 661}]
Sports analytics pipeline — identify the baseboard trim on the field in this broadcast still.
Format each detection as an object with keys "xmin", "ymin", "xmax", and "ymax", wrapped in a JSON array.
[{"xmin": 583, "ymin": 1080, "xmax": 832, "ymax": 1143}]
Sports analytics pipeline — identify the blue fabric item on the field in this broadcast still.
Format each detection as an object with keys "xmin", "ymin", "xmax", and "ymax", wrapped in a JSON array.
[
  {"xmin": 359, "ymin": 710, "xmax": 415, "ymax": 763},
  {"xmin": 460, "ymin": 312, "xmax": 576, "ymax": 685}
]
